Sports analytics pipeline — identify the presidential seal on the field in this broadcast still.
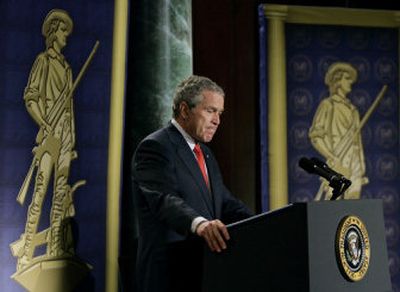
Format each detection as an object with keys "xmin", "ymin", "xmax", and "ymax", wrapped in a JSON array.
[{"xmin": 336, "ymin": 215, "xmax": 370, "ymax": 281}]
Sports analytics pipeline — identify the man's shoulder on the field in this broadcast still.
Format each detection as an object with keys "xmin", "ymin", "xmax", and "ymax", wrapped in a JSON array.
[
  {"xmin": 315, "ymin": 97, "xmax": 334, "ymax": 112},
  {"xmin": 143, "ymin": 124, "xmax": 174, "ymax": 142},
  {"xmin": 31, "ymin": 52, "xmax": 50, "ymax": 66},
  {"xmin": 138, "ymin": 124, "xmax": 180, "ymax": 150},
  {"xmin": 133, "ymin": 125, "xmax": 181, "ymax": 164}
]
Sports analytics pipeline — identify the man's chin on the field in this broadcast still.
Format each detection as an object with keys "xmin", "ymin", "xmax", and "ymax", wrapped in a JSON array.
[{"xmin": 200, "ymin": 136, "xmax": 213, "ymax": 143}]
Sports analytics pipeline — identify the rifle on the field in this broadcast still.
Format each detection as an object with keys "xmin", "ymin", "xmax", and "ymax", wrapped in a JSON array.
[
  {"xmin": 17, "ymin": 41, "xmax": 100, "ymax": 205},
  {"xmin": 47, "ymin": 40, "xmax": 100, "ymax": 128},
  {"xmin": 334, "ymin": 84, "xmax": 388, "ymax": 161},
  {"xmin": 314, "ymin": 85, "xmax": 387, "ymax": 200}
]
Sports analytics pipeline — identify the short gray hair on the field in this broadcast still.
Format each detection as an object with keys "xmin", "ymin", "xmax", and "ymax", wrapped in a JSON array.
[{"xmin": 172, "ymin": 75, "xmax": 224, "ymax": 118}]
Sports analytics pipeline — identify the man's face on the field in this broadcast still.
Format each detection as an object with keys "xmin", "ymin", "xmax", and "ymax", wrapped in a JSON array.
[
  {"xmin": 338, "ymin": 72, "xmax": 353, "ymax": 95},
  {"xmin": 183, "ymin": 90, "xmax": 224, "ymax": 143},
  {"xmin": 54, "ymin": 21, "xmax": 68, "ymax": 49}
]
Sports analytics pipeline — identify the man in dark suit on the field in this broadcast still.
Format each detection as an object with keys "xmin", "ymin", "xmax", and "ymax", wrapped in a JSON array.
[{"xmin": 132, "ymin": 75, "xmax": 253, "ymax": 292}]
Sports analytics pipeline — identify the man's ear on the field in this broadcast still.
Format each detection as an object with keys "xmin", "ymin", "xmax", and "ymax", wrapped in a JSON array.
[{"xmin": 179, "ymin": 101, "xmax": 190, "ymax": 120}]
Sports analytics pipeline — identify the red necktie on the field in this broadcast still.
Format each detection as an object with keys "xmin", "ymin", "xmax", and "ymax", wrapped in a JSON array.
[{"xmin": 193, "ymin": 143, "xmax": 209, "ymax": 187}]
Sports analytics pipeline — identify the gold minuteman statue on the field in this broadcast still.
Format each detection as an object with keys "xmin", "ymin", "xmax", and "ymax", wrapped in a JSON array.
[
  {"xmin": 10, "ymin": 9, "xmax": 98, "ymax": 291},
  {"xmin": 309, "ymin": 62, "xmax": 386, "ymax": 200}
]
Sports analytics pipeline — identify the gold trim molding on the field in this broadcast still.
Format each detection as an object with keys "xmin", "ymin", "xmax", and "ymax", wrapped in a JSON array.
[{"xmin": 264, "ymin": 4, "xmax": 400, "ymax": 27}]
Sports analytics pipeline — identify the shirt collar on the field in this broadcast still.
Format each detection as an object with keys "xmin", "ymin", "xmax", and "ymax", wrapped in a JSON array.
[
  {"xmin": 331, "ymin": 93, "xmax": 350, "ymax": 105},
  {"xmin": 47, "ymin": 47, "xmax": 65, "ymax": 63},
  {"xmin": 171, "ymin": 119, "xmax": 196, "ymax": 150}
]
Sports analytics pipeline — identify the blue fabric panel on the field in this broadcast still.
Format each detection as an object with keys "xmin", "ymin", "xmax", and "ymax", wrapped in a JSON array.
[
  {"xmin": 286, "ymin": 23, "xmax": 400, "ymax": 291},
  {"xmin": 258, "ymin": 5, "xmax": 269, "ymax": 212},
  {"xmin": 0, "ymin": 1, "xmax": 115, "ymax": 291},
  {"xmin": 259, "ymin": 13, "xmax": 400, "ymax": 290}
]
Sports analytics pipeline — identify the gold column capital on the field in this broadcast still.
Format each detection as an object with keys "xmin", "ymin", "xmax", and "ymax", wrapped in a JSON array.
[{"xmin": 264, "ymin": 4, "xmax": 288, "ymax": 20}]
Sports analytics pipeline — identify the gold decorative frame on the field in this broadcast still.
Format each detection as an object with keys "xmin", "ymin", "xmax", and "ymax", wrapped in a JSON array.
[{"xmin": 106, "ymin": 1, "xmax": 129, "ymax": 291}]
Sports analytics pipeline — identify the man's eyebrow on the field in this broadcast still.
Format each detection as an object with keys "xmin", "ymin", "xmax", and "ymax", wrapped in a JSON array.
[{"xmin": 206, "ymin": 106, "xmax": 224, "ymax": 112}]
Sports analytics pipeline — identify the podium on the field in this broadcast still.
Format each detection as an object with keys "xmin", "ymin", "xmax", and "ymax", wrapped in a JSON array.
[{"xmin": 201, "ymin": 199, "xmax": 391, "ymax": 292}]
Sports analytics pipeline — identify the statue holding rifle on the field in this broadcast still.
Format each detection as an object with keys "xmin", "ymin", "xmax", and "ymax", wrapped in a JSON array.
[
  {"xmin": 10, "ymin": 9, "xmax": 98, "ymax": 276},
  {"xmin": 309, "ymin": 62, "xmax": 386, "ymax": 200}
]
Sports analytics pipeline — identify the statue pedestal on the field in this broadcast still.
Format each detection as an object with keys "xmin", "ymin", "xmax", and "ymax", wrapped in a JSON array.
[{"xmin": 12, "ymin": 257, "xmax": 91, "ymax": 292}]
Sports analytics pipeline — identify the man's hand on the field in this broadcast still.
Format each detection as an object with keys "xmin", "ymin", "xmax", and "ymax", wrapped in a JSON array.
[{"xmin": 196, "ymin": 219, "xmax": 230, "ymax": 252}]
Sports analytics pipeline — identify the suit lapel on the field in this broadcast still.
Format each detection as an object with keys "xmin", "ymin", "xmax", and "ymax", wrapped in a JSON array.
[{"xmin": 167, "ymin": 125, "xmax": 215, "ymax": 216}]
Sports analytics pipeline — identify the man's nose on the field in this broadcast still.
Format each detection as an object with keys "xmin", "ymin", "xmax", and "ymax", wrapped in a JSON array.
[{"xmin": 212, "ymin": 113, "xmax": 220, "ymax": 125}]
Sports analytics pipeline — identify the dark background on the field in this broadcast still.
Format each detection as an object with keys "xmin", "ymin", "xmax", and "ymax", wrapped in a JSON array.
[
  {"xmin": 190, "ymin": 0, "xmax": 400, "ymax": 212},
  {"xmin": 121, "ymin": 1, "xmax": 400, "ymax": 291}
]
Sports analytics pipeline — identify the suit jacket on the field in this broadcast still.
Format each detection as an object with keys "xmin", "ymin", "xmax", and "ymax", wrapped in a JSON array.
[{"xmin": 132, "ymin": 123, "xmax": 252, "ymax": 292}]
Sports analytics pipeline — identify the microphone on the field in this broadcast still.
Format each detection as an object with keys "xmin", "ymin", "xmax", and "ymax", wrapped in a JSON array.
[
  {"xmin": 309, "ymin": 157, "xmax": 345, "ymax": 179},
  {"xmin": 299, "ymin": 157, "xmax": 340, "ymax": 182},
  {"xmin": 298, "ymin": 157, "xmax": 352, "ymax": 200}
]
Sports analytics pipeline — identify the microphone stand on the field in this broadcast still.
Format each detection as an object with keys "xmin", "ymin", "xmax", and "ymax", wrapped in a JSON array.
[{"xmin": 330, "ymin": 177, "xmax": 352, "ymax": 201}]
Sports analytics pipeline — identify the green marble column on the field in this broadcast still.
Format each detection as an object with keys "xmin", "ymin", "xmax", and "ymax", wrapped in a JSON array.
[
  {"xmin": 121, "ymin": 2, "xmax": 192, "ymax": 290},
  {"xmin": 129, "ymin": 0, "xmax": 192, "ymax": 146}
]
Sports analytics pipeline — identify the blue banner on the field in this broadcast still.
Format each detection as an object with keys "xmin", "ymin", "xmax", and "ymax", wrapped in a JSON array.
[
  {"xmin": 259, "ymin": 6, "xmax": 400, "ymax": 291},
  {"xmin": 0, "ymin": 1, "xmax": 115, "ymax": 291}
]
